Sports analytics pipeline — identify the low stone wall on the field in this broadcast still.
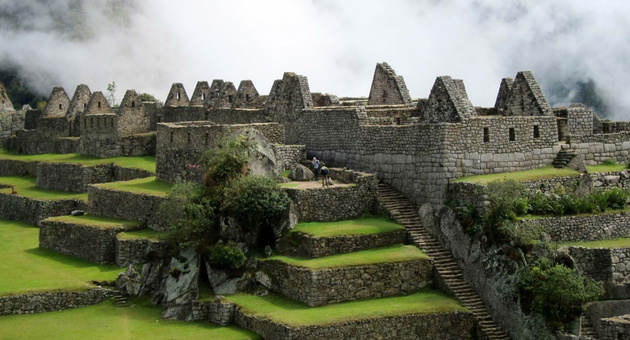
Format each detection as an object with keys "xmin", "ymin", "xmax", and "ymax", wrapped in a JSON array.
[
  {"xmin": 119, "ymin": 133, "xmax": 156, "ymax": 156},
  {"xmin": 261, "ymin": 259, "xmax": 432, "ymax": 307},
  {"xmin": 115, "ymin": 236, "xmax": 172, "ymax": 267},
  {"xmin": 87, "ymin": 185, "xmax": 165, "ymax": 230},
  {"xmin": 54, "ymin": 137, "xmax": 79, "ymax": 154},
  {"xmin": 291, "ymin": 229, "xmax": 407, "ymax": 258},
  {"xmin": 39, "ymin": 218, "xmax": 142, "ymax": 264},
  {"xmin": 585, "ymin": 300, "xmax": 630, "ymax": 335},
  {"xmin": 284, "ymin": 168, "xmax": 378, "ymax": 222},
  {"xmin": 517, "ymin": 212, "xmax": 630, "ymax": 242},
  {"xmin": 570, "ymin": 247, "xmax": 630, "ymax": 299},
  {"xmin": 600, "ymin": 315, "xmax": 630, "ymax": 340},
  {"xmin": 36, "ymin": 162, "xmax": 152, "ymax": 193},
  {"xmin": 0, "ymin": 287, "xmax": 114, "ymax": 316},
  {"xmin": 0, "ymin": 193, "xmax": 86, "ymax": 225},
  {"xmin": 234, "ymin": 309, "xmax": 476, "ymax": 340},
  {"xmin": 0, "ymin": 159, "xmax": 38, "ymax": 176},
  {"xmin": 274, "ymin": 144, "xmax": 306, "ymax": 170},
  {"xmin": 568, "ymin": 134, "xmax": 630, "ymax": 165},
  {"xmin": 192, "ymin": 298, "xmax": 236, "ymax": 326}
]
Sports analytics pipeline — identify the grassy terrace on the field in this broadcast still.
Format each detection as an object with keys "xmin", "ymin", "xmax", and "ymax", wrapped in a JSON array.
[
  {"xmin": 586, "ymin": 163, "xmax": 628, "ymax": 173},
  {"xmin": 0, "ymin": 149, "xmax": 156, "ymax": 173},
  {"xmin": 0, "ymin": 219, "xmax": 121, "ymax": 296},
  {"xmin": 290, "ymin": 217, "xmax": 404, "ymax": 237},
  {"xmin": 94, "ymin": 176, "xmax": 173, "ymax": 197},
  {"xmin": 0, "ymin": 176, "xmax": 88, "ymax": 201},
  {"xmin": 453, "ymin": 166, "xmax": 580, "ymax": 184},
  {"xmin": 0, "ymin": 299, "xmax": 260, "ymax": 340},
  {"xmin": 266, "ymin": 244, "xmax": 428, "ymax": 269},
  {"xmin": 44, "ymin": 214, "xmax": 142, "ymax": 230},
  {"xmin": 226, "ymin": 288, "xmax": 466, "ymax": 327},
  {"xmin": 560, "ymin": 238, "xmax": 630, "ymax": 249},
  {"xmin": 117, "ymin": 229, "xmax": 166, "ymax": 241}
]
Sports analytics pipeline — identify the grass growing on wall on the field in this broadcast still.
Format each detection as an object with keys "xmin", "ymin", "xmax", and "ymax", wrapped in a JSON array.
[
  {"xmin": 226, "ymin": 288, "xmax": 466, "ymax": 327},
  {"xmin": 0, "ymin": 219, "xmax": 121, "ymax": 296},
  {"xmin": 266, "ymin": 244, "xmax": 428, "ymax": 269},
  {"xmin": 560, "ymin": 237, "xmax": 630, "ymax": 249},
  {"xmin": 453, "ymin": 166, "xmax": 580, "ymax": 184},
  {"xmin": 290, "ymin": 217, "xmax": 404, "ymax": 237},
  {"xmin": 0, "ymin": 176, "xmax": 88, "ymax": 201},
  {"xmin": 95, "ymin": 177, "xmax": 173, "ymax": 197},
  {"xmin": 0, "ymin": 299, "xmax": 260, "ymax": 340},
  {"xmin": 586, "ymin": 163, "xmax": 628, "ymax": 173},
  {"xmin": 0, "ymin": 149, "xmax": 156, "ymax": 173},
  {"xmin": 117, "ymin": 229, "xmax": 166, "ymax": 241},
  {"xmin": 45, "ymin": 214, "xmax": 142, "ymax": 229}
]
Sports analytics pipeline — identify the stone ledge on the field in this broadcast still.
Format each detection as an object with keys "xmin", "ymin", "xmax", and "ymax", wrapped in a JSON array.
[
  {"xmin": 0, "ymin": 192, "xmax": 86, "ymax": 225},
  {"xmin": 262, "ymin": 258, "xmax": 432, "ymax": 306},
  {"xmin": 234, "ymin": 309, "xmax": 476, "ymax": 340},
  {"xmin": 0, "ymin": 287, "xmax": 114, "ymax": 316},
  {"xmin": 40, "ymin": 218, "xmax": 142, "ymax": 264},
  {"xmin": 115, "ymin": 236, "xmax": 172, "ymax": 267},
  {"xmin": 36, "ymin": 162, "xmax": 152, "ymax": 193},
  {"xmin": 290, "ymin": 228, "xmax": 407, "ymax": 258},
  {"xmin": 87, "ymin": 185, "xmax": 165, "ymax": 230}
]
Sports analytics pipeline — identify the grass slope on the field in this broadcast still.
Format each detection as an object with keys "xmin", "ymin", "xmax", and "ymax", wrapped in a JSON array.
[
  {"xmin": 45, "ymin": 214, "xmax": 142, "ymax": 229},
  {"xmin": 0, "ymin": 176, "xmax": 87, "ymax": 201},
  {"xmin": 0, "ymin": 219, "xmax": 121, "ymax": 296},
  {"xmin": 0, "ymin": 299, "xmax": 260, "ymax": 340},
  {"xmin": 95, "ymin": 177, "xmax": 173, "ymax": 197},
  {"xmin": 0, "ymin": 149, "xmax": 156, "ymax": 173},
  {"xmin": 586, "ymin": 163, "xmax": 628, "ymax": 173},
  {"xmin": 291, "ymin": 217, "xmax": 404, "ymax": 238},
  {"xmin": 453, "ymin": 166, "xmax": 579, "ymax": 184},
  {"xmin": 266, "ymin": 244, "xmax": 428, "ymax": 269},
  {"xmin": 560, "ymin": 238, "xmax": 630, "ymax": 249},
  {"xmin": 117, "ymin": 229, "xmax": 166, "ymax": 241},
  {"xmin": 226, "ymin": 288, "xmax": 466, "ymax": 327}
]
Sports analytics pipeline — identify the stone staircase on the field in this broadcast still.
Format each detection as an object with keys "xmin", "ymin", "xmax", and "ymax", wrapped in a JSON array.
[
  {"xmin": 581, "ymin": 315, "xmax": 598, "ymax": 339},
  {"xmin": 112, "ymin": 290, "xmax": 129, "ymax": 307},
  {"xmin": 552, "ymin": 149, "xmax": 578, "ymax": 168},
  {"xmin": 378, "ymin": 183, "xmax": 511, "ymax": 340}
]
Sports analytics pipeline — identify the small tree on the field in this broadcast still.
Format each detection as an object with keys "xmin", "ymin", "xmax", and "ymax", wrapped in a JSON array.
[{"xmin": 106, "ymin": 81, "xmax": 117, "ymax": 107}]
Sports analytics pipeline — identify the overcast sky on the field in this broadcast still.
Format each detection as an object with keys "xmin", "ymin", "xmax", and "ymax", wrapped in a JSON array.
[{"xmin": 1, "ymin": 0, "xmax": 629, "ymax": 118}]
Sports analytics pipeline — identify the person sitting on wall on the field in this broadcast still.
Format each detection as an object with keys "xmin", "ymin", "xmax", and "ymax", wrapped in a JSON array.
[
  {"xmin": 312, "ymin": 157, "xmax": 320, "ymax": 180},
  {"xmin": 320, "ymin": 164, "xmax": 330, "ymax": 188}
]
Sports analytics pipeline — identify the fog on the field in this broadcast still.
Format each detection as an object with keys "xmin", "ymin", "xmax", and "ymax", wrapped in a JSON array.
[{"xmin": 1, "ymin": 0, "xmax": 629, "ymax": 118}]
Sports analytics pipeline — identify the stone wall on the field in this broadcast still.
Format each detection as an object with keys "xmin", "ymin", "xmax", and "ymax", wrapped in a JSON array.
[
  {"xmin": 284, "ymin": 168, "xmax": 378, "ymax": 222},
  {"xmin": 300, "ymin": 106, "xmax": 558, "ymax": 205},
  {"xmin": 0, "ymin": 159, "xmax": 38, "ymax": 176},
  {"xmin": 40, "ymin": 218, "xmax": 142, "ymax": 264},
  {"xmin": 585, "ymin": 300, "xmax": 630, "ymax": 336},
  {"xmin": 115, "ymin": 236, "xmax": 172, "ymax": 267},
  {"xmin": 0, "ymin": 287, "xmax": 114, "ymax": 316},
  {"xmin": 79, "ymin": 114, "xmax": 121, "ymax": 158},
  {"xmin": 0, "ymin": 111, "xmax": 24, "ymax": 148},
  {"xmin": 155, "ymin": 121, "xmax": 284, "ymax": 183},
  {"xmin": 192, "ymin": 298, "xmax": 236, "ymax": 326},
  {"xmin": 291, "ymin": 228, "xmax": 407, "ymax": 258},
  {"xmin": 600, "ymin": 315, "xmax": 630, "ymax": 340},
  {"xmin": 517, "ymin": 212, "xmax": 630, "ymax": 242},
  {"xmin": 87, "ymin": 185, "xmax": 165, "ymax": 230},
  {"xmin": 0, "ymin": 192, "xmax": 87, "ymax": 225},
  {"xmin": 261, "ymin": 258, "xmax": 432, "ymax": 307},
  {"xmin": 568, "ymin": 247, "xmax": 612, "ymax": 283},
  {"xmin": 568, "ymin": 133, "xmax": 630, "ymax": 165},
  {"xmin": 55, "ymin": 137, "xmax": 79, "ymax": 154},
  {"xmin": 234, "ymin": 309, "xmax": 476, "ymax": 340},
  {"xmin": 119, "ymin": 133, "xmax": 156, "ymax": 156},
  {"xmin": 273, "ymin": 144, "xmax": 306, "ymax": 170},
  {"xmin": 36, "ymin": 162, "xmax": 152, "ymax": 193}
]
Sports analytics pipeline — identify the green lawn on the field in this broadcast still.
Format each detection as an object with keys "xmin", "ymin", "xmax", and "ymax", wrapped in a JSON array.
[
  {"xmin": 278, "ymin": 182, "xmax": 301, "ymax": 188},
  {"xmin": 291, "ymin": 217, "xmax": 404, "ymax": 238},
  {"xmin": 0, "ymin": 149, "xmax": 156, "ymax": 173},
  {"xmin": 0, "ymin": 219, "xmax": 122, "ymax": 296},
  {"xmin": 0, "ymin": 299, "xmax": 260, "ymax": 340},
  {"xmin": 586, "ymin": 163, "xmax": 628, "ymax": 173},
  {"xmin": 560, "ymin": 238, "xmax": 630, "ymax": 249},
  {"xmin": 0, "ymin": 176, "xmax": 88, "ymax": 201},
  {"xmin": 453, "ymin": 166, "xmax": 580, "ymax": 184},
  {"xmin": 44, "ymin": 214, "xmax": 142, "ymax": 230},
  {"xmin": 118, "ymin": 229, "xmax": 166, "ymax": 241},
  {"xmin": 94, "ymin": 177, "xmax": 173, "ymax": 197},
  {"xmin": 266, "ymin": 244, "xmax": 428, "ymax": 269},
  {"xmin": 226, "ymin": 288, "xmax": 465, "ymax": 327}
]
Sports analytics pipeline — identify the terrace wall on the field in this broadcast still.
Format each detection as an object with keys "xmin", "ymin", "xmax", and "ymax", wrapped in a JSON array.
[
  {"xmin": 0, "ymin": 287, "xmax": 114, "ymax": 316},
  {"xmin": 114, "ymin": 237, "xmax": 172, "ymax": 267},
  {"xmin": 568, "ymin": 133, "xmax": 630, "ymax": 165},
  {"xmin": 36, "ymin": 162, "xmax": 152, "ymax": 193},
  {"xmin": 289, "ymin": 229, "xmax": 407, "ymax": 258},
  {"xmin": 517, "ymin": 212, "xmax": 630, "ymax": 243},
  {"xmin": 234, "ymin": 310, "xmax": 476, "ymax": 340},
  {"xmin": 261, "ymin": 258, "xmax": 432, "ymax": 307},
  {"xmin": 87, "ymin": 185, "xmax": 165, "ymax": 230},
  {"xmin": 0, "ymin": 192, "xmax": 86, "ymax": 225}
]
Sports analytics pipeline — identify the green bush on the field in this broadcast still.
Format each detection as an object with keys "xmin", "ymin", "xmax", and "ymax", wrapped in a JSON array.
[
  {"xmin": 519, "ymin": 257, "xmax": 604, "ymax": 330},
  {"xmin": 606, "ymin": 187, "xmax": 629, "ymax": 209},
  {"xmin": 208, "ymin": 243, "xmax": 246, "ymax": 270},
  {"xmin": 200, "ymin": 135, "xmax": 252, "ymax": 187},
  {"xmin": 222, "ymin": 176, "xmax": 290, "ymax": 236},
  {"xmin": 602, "ymin": 158, "xmax": 617, "ymax": 166}
]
